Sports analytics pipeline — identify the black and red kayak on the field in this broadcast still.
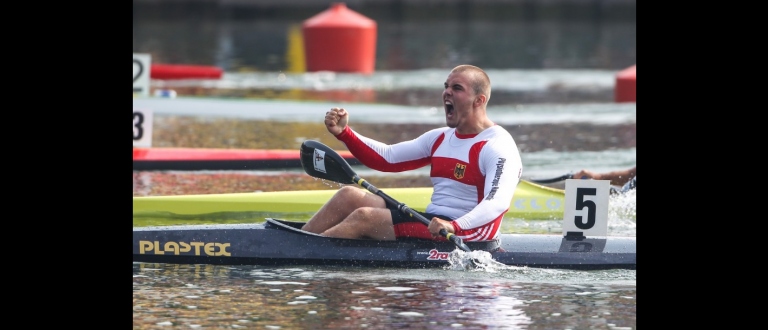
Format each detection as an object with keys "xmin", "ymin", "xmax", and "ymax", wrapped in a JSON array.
[
  {"xmin": 133, "ymin": 218, "xmax": 636, "ymax": 270},
  {"xmin": 133, "ymin": 147, "xmax": 360, "ymax": 170}
]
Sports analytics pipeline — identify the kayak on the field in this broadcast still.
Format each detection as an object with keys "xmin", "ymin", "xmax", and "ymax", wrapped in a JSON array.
[
  {"xmin": 133, "ymin": 147, "xmax": 361, "ymax": 170},
  {"xmin": 133, "ymin": 179, "xmax": 566, "ymax": 220},
  {"xmin": 133, "ymin": 218, "xmax": 636, "ymax": 270}
]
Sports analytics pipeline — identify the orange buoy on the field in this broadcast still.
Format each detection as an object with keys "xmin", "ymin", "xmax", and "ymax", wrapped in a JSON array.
[
  {"xmin": 302, "ymin": 3, "xmax": 377, "ymax": 74},
  {"xmin": 151, "ymin": 64, "xmax": 223, "ymax": 80},
  {"xmin": 614, "ymin": 65, "xmax": 636, "ymax": 103}
]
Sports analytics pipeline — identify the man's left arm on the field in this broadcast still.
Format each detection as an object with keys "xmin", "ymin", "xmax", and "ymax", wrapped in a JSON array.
[{"xmin": 452, "ymin": 141, "xmax": 522, "ymax": 230}]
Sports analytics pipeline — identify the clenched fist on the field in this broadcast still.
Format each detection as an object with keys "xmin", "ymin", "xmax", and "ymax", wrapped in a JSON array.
[{"xmin": 325, "ymin": 107, "xmax": 349, "ymax": 136}]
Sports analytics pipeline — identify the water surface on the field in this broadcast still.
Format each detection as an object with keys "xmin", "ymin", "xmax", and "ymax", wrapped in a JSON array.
[{"xmin": 134, "ymin": 263, "xmax": 636, "ymax": 329}]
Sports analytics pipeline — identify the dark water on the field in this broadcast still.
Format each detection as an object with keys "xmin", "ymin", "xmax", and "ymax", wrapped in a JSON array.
[
  {"xmin": 133, "ymin": 0, "xmax": 636, "ymax": 72},
  {"xmin": 134, "ymin": 263, "xmax": 636, "ymax": 329}
]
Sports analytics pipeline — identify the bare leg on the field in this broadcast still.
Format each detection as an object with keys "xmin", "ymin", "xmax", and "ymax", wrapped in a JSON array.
[
  {"xmin": 301, "ymin": 186, "xmax": 387, "ymax": 233},
  {"xmin": 322, "ymin": 207, "xmax": 396, "ymax": 240}
]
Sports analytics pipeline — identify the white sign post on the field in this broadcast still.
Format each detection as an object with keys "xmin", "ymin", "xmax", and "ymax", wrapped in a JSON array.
[
  {"xmin": 133, "ymin": 108, "xmax": 153, "ymax": 147},
  {"xmin": 133, "ymin": 53, "xmax": 151, "ymax": 98},
  {"xmin": 562, "ymin": 179, "xmax": 610, "ymax": 237}
]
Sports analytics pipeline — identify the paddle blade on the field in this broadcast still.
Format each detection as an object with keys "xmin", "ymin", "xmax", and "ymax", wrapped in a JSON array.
[{"xmin": 300, "ymin": 140, "xmax": 357, "ymax": 184}]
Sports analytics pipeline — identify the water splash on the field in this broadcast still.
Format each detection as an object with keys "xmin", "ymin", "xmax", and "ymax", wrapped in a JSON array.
[
  {"xmin": 445, "ymin": 249, "xmax": 527, "ymax": 272},
  {"xmin": 608, "ymin": 189, "xmax": 636, "ymax": 236},
  {"xmin": 311, "ymin": 177, "xmax": 345, "ymax": 188},
  {"xmin": 610, "ymin": 189, "xmax": 636, "ymax": 220}
]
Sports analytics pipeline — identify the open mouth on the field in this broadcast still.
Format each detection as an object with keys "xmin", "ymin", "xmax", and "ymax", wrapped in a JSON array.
[{"xmin": 444, "ymin": 101, "xmax": 454, "ymax": 116}]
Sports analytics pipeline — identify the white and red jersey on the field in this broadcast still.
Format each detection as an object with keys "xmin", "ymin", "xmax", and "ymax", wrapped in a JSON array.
[{"xmin": 334, "ymin": 125, "xmax": 522, "ymax": 241}]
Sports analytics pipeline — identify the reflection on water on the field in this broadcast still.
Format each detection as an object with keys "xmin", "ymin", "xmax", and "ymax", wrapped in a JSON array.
[{"xmin": 134, "ymin": 263, "xmax": 636, "ymax": 329}]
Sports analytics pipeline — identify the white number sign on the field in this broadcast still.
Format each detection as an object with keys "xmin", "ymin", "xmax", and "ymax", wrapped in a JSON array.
[
  {"xmin": 562, "ymin": 179, "xmax": 610, "ymax": 237},
  {"xmin": 133, "ymin": 108, "xmax": 153, "ymax": 147},
  {"xmin": 133, "ymin": 53, "xmax": 151, "ymax": 98}
]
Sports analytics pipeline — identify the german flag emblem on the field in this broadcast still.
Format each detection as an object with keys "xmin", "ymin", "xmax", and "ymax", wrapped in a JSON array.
[{"xmin": 454, "ymin": 163, "xmax": 466, "ymax": 179}]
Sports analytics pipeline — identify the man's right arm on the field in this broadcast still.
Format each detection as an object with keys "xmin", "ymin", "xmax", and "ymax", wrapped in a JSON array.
[{"xmin": 335, "ymin": 127, "xmax": 446, "ymax": 173}]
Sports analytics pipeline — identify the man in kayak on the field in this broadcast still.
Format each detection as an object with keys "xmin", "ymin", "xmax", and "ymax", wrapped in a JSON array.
[
  {"xmin": 301, "ymin": 64, "xmax": 523, "ymax": 242},
  {"xmin": 573, "ymin": 166, "xmax": 636, "ymax": 194}
]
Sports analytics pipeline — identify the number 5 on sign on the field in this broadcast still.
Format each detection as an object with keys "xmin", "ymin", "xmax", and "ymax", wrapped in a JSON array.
[
  {"xmin": 133, "ymin": 108, "xmax": 153, "ymax": 147},
  {"xmin": 563, "ymin": 179, "xmax": 609, "ymax": 237}
]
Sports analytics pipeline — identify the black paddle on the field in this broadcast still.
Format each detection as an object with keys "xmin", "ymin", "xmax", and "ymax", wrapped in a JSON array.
[{"xmin": 299, "ymin": 140, "xmax": 472, "ymax": 252}]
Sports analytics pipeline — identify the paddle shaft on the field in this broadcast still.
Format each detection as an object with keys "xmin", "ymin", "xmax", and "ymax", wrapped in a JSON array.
[{"xmin": 351, "ymin": 175, "xmax": 472, "ymax": 252}]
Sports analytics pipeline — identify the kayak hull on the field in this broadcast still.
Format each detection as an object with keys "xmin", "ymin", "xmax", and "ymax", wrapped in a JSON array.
[{"xmin": 133, "ymin": 218, "xmax": 636, "ymax": 270}]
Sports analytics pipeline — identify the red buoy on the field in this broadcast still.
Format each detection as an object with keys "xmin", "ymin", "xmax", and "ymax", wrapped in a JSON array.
[
  {"xmin": 151, "ymin": 64, "xmax": 223, "ymax": 80},
  {"xmin": 302, "ymin": 3, "xmax": 377, "ymax": 74},
  {"xmin": 614, "ymin": 65, "xmax": 636, "ymax": 103}
]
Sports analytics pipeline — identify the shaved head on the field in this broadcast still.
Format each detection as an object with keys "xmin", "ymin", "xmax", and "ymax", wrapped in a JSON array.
[{"xmin": 450, "ymin": 65, "xmax": 491, "ymax": 104}]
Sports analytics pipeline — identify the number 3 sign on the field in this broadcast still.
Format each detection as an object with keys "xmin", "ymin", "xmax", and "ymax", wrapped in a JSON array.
[
  {"xmin": 133, "ymin": 108, "xmax": 153, "ymax": 147},
  {"xmin": 563, "ymin": 179, "xmax": 610, "ymax": 237}
]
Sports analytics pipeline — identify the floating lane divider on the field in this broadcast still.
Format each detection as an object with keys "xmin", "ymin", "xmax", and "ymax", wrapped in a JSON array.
[
  {"xmin": 132, "ymin": 147, "xmax": 361, "ymax": 171},
  {"xmin": 150, "ymin": 64, "xmax": 223, "ymax": 80}
]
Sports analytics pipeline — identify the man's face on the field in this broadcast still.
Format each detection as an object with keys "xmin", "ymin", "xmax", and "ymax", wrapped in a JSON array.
[{"xmin": 443, "ymin": 71, "xmax": 476, "ymax": 128}]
